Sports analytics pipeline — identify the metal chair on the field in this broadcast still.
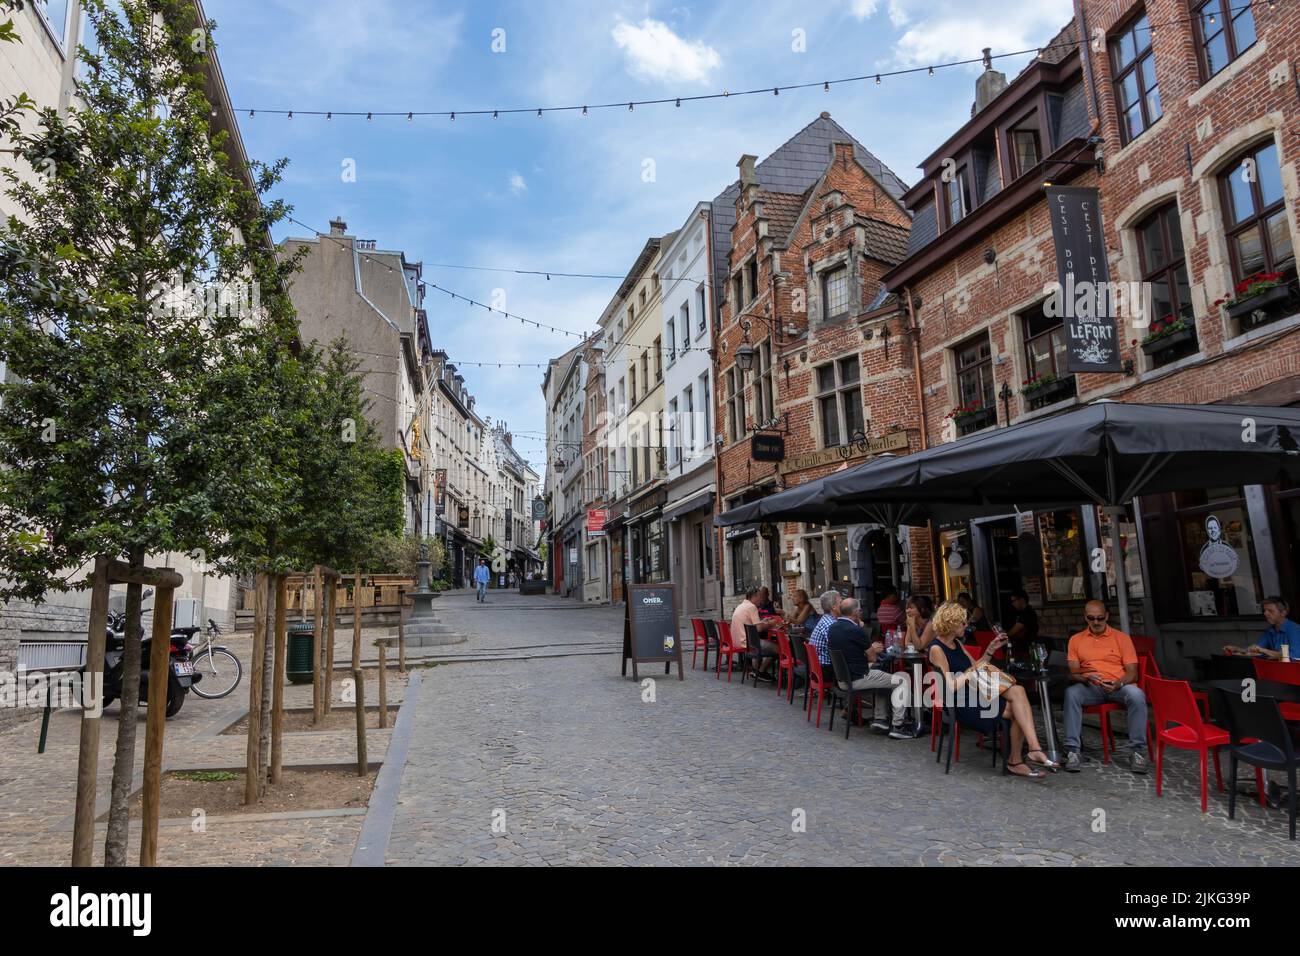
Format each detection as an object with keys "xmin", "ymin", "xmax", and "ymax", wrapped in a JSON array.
[{"xmin": 1213, "ymin": 687, "xmax": 1298, "ymax": 839}]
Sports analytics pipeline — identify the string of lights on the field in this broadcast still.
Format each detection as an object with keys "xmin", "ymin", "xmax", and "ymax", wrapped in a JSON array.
[{"xmin": 224, "ymin": 2, "xmax": 1279, "ymax": 122}]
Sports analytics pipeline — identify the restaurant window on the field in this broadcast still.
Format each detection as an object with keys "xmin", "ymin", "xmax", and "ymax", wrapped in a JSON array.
[
  {"xmin": 753, "ymin": 341, "xmax": 775, "ymax": 426},
  {"xmin": 816, "ymin": 356, "xmax": 863, "ymax": 448},
  {"xmin": 1020, "ymin": 303, "xmax": 1077, "ymax": 409},
  {"xmin": 1096, "ymin": 505, "xmax": 1146, "ymax": 602},
  {"xmin": 1176, "ymin": 488, "xmax": 1263, "ymax": 617},
  {"xmin": 822, "ymin": 266, "xmax": 850, "ymax": 322},
  {"xmin": 1219, "ymin": 141, "xmax": 1295, "ymax": 293},
  {"xmin": 731, "ymin": 533, "xmax": 762, "ymax": 595},
  {"xmin": 1136, "ymin": 202, "xmax": 1197, "ymax": 366},
  {"xmin": 944, "ymin": 165, "xmax": 971, "ymax": 227},
  {"xmin": 1037, "ymin": 508, "xmax": 1087, "ymax": 602},
  {"xmin": 828, "ymin": 531, "xmax": 851, "ymax": 595},
  {"xmin": 1008, "ymin": 112, "xmax": 1041, "ymax": 179},
  {"xmin": 1110, "ymin": 10, "xmax": 1162, "ymax": 145},
  {"xmin": 953, "ymin": 333, "xmax": 995, "ymax": 435},
  {"xmin": 1195, "ymin": 0, "xmax": 1256, "ymax": 80}
]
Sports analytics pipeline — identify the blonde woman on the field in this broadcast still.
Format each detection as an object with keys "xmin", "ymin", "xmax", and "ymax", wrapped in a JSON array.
[{"xmin": 927, "ymin": 601, "xmax": 1058, "ymax": 779}]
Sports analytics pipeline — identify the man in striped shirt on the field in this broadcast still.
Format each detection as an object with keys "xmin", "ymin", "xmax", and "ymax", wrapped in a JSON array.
[{"xmin": 808, "ymin": 590, "xmax": 842, "ymax": 668}]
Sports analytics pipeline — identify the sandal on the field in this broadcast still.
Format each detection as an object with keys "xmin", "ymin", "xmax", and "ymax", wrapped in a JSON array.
[
  {"xmin": 1026, "ymin": 750, "xmax": 1061, "ymax": 772},
  {"xmin": 1006, "ymin": 761, "xmax": 1047, "ymax": 780}
]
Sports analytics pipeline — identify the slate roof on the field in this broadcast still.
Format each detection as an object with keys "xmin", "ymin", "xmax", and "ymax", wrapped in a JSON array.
[
  {"xmin": 858, "ymin": 218, "xmax": 912, "ymax": 267},
  {"xmin": 710, "ymin": 113, "xmax": 910, "ymax": 317}
]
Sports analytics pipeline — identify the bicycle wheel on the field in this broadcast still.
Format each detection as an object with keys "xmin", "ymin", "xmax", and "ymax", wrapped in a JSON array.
[{"xmin": 190, "ymin": 648, "xmax": 242, "ymax": 699}]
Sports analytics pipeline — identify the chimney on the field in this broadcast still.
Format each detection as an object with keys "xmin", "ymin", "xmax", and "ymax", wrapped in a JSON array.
[
  {"xmin": 737, "ymin": 154, "xmax": 758, "ymax": 187},
  {"xmin": 972, "ymin": 48, "xmax": 1007, "ymax": 116},
  {"xmin": 329, "ymin": 217, "xmax": 347, "ymax": 236},
  {"xmin": 830, "ymin": 141, "xmax": 855, "ymax": 167}
]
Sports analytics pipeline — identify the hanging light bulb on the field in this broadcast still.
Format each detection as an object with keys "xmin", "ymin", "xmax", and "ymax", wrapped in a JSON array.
[
  {"xmin": 287, "ymin": 111, "xmax": 293, "ymax": 119},
  {"xmin": 875, "ymin": 74, "xmax": 881, "ymax": 85},
  {"xmin": 773, "ymin": 87, "xmax": 779, "ymax": 95},
  {"xmin": 248, "ymin": 109, "xmax": 254, "ymax": 117},
  {"xmin": 582, "ymin": 105, "xmax": 588, "ymax": 115},
  {"xmin": 366, "ymin": 112, "xmax": 372, "ymax": 121},
  {"xmin": 326, "ymin": 111, "xmax": 332, "ymax": 120},
  {"xmin": 450, "ymin": 112, "xmax": 455, "ymax": 121},
  {"xmin": 407, "ymin": 111, "xmax": 413, "ymax": 120},
  {"xmin": 824, "ymin": 81, "xmax": 830, "ymax": 91},
  {"xmin": 928, "ymin": 66, "xmax": 934, "ymax": 75},
  {"xmin": 628, "ymin": 102, "xmax": 634, "ymax": 110},
  {"xmin": 675, "ymin": 97, "xmax": 681, "ymax": 107},
  {"xmin": 537, "ymin": 108, "xmax": 542, "ymax": 116},
  {"xmin": 492, "ymin": 110, "xmax": 498, "ymax": 119}
]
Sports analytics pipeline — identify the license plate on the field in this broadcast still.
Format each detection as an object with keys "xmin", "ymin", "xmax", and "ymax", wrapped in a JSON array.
[{"xmin": 173, "ymin": 661, "xmax": 194, "ymax": 677}]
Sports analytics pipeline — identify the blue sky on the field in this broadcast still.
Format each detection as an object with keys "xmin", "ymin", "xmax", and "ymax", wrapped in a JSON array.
[{"xmin": 204, "ymin": 0, "xmax": 1073, "ymax": 472}]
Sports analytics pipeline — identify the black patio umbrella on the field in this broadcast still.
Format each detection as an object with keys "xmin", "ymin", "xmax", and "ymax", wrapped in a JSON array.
[{"xmin": 822, "ymin": 400, "xmax": 1300, "ymax": 631}]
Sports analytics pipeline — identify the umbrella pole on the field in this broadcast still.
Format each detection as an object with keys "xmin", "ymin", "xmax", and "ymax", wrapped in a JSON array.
[
  {"xmin": 1103, "ymin": 506, "xmax": 1132, "ymax": 634},
  {"xmin": 888, "ymin": 525, "xmax": 900, "ymax": 595}
]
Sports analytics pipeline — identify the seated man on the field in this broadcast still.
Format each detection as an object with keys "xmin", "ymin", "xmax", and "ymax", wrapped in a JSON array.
[
  {"xmin": 875, "ymin": 588, "xmax": 903, "ymax": 632},
  {"xmin": 1223, "ymin": 595, "xmax": 1300, "ymax": 660},
  {"xmin": 731, "ymin": 586, "xmax": 777, "ymax": 682},
  {"xmin": 1004, "ymin": 588, "xmax": 1038, "ymax": 658},
  {"xmin": 807, "ymin": 590, "xmax": 841, "ymax": 673},
  {"xmin": 827, "ymin": 598, "xmax": 914, "ymax": 739},
  {"xmin": 1062, "ymin": 600, "xmax": 1148, "ymax": 774}
]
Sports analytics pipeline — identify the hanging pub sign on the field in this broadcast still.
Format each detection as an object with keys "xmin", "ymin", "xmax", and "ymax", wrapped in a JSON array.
[
  {"xmin": 751, "ymin": 432, "xmax": 786, "ymax": 462},
  {"xmin": 621, "ymin": 583, "xmax": 684, "ymax": 682},
  {"xmin": 1046, "ymin": 185, "xmax": 1122, "ymax": 373},
  {"xmin": 504, "ymin": 508, "xmax": 513, "ymax": 542},
  {"xmin": 457, "ymin": 505, "xmax": 470, "ymax": 529},
  {"xmin": 531, "ymin": 497, "xmax": 546, "ymax": 521},
  {"xmin": 434, "ymin": 468, "xmax": 446, "ymax": 516}
]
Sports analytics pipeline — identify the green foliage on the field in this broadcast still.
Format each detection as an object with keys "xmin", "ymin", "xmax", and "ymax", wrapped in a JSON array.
[
  {"xmin": 366, "ymin": 532, "xmax": 445, "ymax": 577},
  {"xmin": 172, "ymin": 769, "xmax": 236, "ymax": 782},
  {"xmin": 0, "ymin": 0, "xmax": 301, "ymax": 600}
]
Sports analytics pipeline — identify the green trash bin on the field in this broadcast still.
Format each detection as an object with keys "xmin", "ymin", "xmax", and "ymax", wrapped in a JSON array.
[{"xmin": 286, "ymin": 621, "xmax": 316, "ymax": 684}]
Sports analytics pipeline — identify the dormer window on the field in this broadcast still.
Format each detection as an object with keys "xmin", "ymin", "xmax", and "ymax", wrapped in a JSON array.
[
  {"xmin": 1008, "ymin": 113, "xmax": 1041, "ymax": 179},
  {"xmin": 944, "ymin": 166, "xmax": 971, "ymax": 227}
]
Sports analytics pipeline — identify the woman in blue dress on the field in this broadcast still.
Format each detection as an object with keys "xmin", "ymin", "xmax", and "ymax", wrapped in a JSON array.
[{"xmin": 927, "ymin": 602, "xmax": 1058, "ymax": 779}]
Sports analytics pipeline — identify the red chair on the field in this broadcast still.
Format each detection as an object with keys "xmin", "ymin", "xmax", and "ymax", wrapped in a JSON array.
[
  {"xmin": 1084, "ymin": 657, "xmax": 1148, "ymax": 764},
  {"xmin": 1146, "ymin": 676, "xmax": 1229, "ymax": 813},
  {"xmin": 805, "ymin": 650, "xmax": 834, "ymax": 728},
  {"xmin": 929, "ymin": 645, "xmax": 982, "ymax": 759},
  {"xmin": 715, "ymin": 620, "xmax": 743, "ymax": 682},
  {"xmin": 1140, "ymin": 650, "xmax": 1209, "ymax": 720},
  {"xmin": 774, "ymin": 631, "xmax": 797, "ymax": 698},
  {"xmin": 1252, "ymin": 659, "xmax": 1300, "ymax": 722},
  {"xmin": 1130, "ymin": 634, "xmax": 1157, "ymax": 657},
  {"xmin": 690, "ymin": 619, "xmax": 709, "ymax": 671}
]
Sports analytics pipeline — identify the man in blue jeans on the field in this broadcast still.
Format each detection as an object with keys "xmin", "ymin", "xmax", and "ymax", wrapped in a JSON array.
[{"xmin": 474, "ymin": 558, "xmax": 490, "ymax": 603}]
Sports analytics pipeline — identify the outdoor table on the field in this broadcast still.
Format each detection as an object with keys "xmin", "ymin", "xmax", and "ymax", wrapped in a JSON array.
[
  {"xmin": 1207, "ymin": 678, "xmax": 1300, "ymax": 706},
  {"xmin": 885, "ymin": 648, "xmax": 928, "ymax": 731},
  {"xmin": 1005, "ymin": 662, "xmax": 1069, "ymax": 764}
]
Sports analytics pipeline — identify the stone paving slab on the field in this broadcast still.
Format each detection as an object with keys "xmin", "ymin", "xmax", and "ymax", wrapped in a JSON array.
[
  {"xmin": 0, "ymin": 635, "xmax": 406, "ymax": 866},
  {"xmin": 382, "ymin": 596, "xmax": 1300, "ymax": 867}
]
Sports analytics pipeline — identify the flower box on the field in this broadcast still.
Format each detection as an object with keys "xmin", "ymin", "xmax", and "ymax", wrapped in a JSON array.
[
  {"xmin": 1140, "ymin": 326, "xmax": 1196, "ymax": 357},
  {"xmin": 1226, "ymin": 283, "xmax": 1292, "ymax": 320},
  {"xmin": 955, "ymin": 406, "xmax": 996, "ymax": 435},
  {"xmin": 1024, "ymin": 376, "xmax": 1076, "ymax": 410}
]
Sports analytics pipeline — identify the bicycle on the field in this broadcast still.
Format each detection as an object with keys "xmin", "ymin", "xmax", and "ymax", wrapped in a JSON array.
[{"xmin": 189, "ymin": 619, "xmax": 243, "ymax": 700}]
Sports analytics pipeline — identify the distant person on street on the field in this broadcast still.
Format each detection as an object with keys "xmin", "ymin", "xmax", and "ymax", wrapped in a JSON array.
[{"xmin": 474, "ymin": 558, "xmax": 490, "ymax": 603}]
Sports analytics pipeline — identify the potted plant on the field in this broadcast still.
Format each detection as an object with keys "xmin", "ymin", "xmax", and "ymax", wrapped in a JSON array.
[
  {"xmin": 1214, "ymin": 271, "xmax": 1293, "ymax": 322},
  {"xmin": 1020, "ymin": 372, "xmax": 1076, "ymax": 409},
  {"xmin": 947, "ymin": 401, "xmax": 996, "ymax": 434},
  {"xmin": 1140, "ymin": 314, "xmax": 1197, "ymax": 357}
]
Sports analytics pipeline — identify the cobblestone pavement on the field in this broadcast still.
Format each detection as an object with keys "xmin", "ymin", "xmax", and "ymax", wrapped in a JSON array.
[
  {"xmin": 0, "ymin": 632, "xmax": 406, "ymax": 867},
  {"xmin": 385, "ymin": 592, "xmax": 1300, "ymax": 866}
]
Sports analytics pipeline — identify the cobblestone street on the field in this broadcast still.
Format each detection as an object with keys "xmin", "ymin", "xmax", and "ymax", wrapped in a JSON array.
[{"xmin": 383, "ymin": 591, "xmax": 1300, "ymax": 866}]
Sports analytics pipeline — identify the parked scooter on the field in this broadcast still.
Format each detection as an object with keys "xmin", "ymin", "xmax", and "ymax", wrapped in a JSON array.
[{"xmin": 101, "ymin": 589, "xmax": 203, "ymax": 718}]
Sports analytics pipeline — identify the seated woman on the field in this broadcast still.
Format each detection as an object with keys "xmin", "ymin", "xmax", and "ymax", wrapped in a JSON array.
[
  {"xmin": 784, "ymin": 589, "xmax": 815, "ymax": 631},
  {"xmin": 904, "ymin": 594, "xmax": 935, "ymax": 653},
  {"xmin": 927, "ymin": 601, "xmax": 1058, "ymax": 779},
  {"xmin": 956, "ymin": 591, "xmax": 989, "ymax": 637}
]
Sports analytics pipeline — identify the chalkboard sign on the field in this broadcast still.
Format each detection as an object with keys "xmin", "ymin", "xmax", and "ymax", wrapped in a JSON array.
[{"xmin": 621, "ymin": 583, "xmax": 684, "ymax": 681}]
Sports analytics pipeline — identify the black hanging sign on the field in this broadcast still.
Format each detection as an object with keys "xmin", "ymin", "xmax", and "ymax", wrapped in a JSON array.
[
  {"xmin": 1046, "ymin": 186, "xmax": 1122, "ymax": 373},
  {"xmin": 751, "ymin": 433, "xmax": 785, "ymax": 462},
  {"xmin": 621, "ymin": 583, "xmax": 684, "ymax": 682}
]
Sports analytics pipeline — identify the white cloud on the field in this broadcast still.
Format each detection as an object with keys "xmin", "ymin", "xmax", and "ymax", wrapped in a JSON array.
[
  {"xmin": 509, "ymin": 172, "xmax": 527, "ymax": 194},
  {"xmin": 849, "ymin": 0, "xmax": 880, "ymax": 19},
  {"xmin": 882, "ymin": 0, "xmax": 1074, "ymax": 69},
  {"xmin": 611, "ymin": 18, "xmax": 721, "ymax": 85}
]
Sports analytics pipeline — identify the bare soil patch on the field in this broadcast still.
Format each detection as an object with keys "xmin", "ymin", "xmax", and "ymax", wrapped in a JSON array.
[{"xmin": 116, "ymin": 767, "xmax": 377, "ymax": 820}]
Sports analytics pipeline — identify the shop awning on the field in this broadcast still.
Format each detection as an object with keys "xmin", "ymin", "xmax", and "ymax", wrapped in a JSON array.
[{"xmin": 663, "ymin": 490, "xmax": 715, "ymax": 523}]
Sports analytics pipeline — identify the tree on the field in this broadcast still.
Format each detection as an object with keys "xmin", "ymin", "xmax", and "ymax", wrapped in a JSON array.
[{"xmin": 0, "ymin": 0, "xmax": 299, "ymax": 864}]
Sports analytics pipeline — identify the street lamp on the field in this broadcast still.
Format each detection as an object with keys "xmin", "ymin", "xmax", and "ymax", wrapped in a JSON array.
[
  {"xmin": 472, "ymin": 507, "xmax": 481, "ymax": 539},
  {"xmin": 734, "ymin": 321, "xmax": 756, "ymax": 373}
]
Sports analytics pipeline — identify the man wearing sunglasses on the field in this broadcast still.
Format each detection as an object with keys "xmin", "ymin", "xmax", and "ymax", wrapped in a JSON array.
[{"xmin": 1062, "ymin": 600, "xmax": 1148, "ymax": 774}]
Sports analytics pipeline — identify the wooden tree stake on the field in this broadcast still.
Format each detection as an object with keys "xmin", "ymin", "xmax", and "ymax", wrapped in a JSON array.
[
  {"xmin": 353, "ymin": 667, "xmax": 367, "ymax": 776},
  {"xmin": 140, "ymin": 581, "xmax": 176, "ymax": 866},
  {"xmin": 377, "ymin": 640, "xmax": 388, "ymax": 729},
  {"xmin": 244, "ymin": 573, "xmax": 268, "ymax": 804},
  {"xmin": 270, "ymin": 574, "xmax": 288, "ymax": 784},
  {"xmin": 71, "ymin": 558, "xmax": 111, "ymax": 867}
]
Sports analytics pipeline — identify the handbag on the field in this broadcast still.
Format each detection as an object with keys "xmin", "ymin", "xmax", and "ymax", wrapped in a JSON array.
[{"xmin": 969, "ymin": 661, "xmax": 1015, "ymax": 704}]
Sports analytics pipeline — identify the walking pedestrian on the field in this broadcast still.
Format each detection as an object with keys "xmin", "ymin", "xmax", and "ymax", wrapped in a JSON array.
[{"xmin": 474, "ymin": 558, "xmax": 490, "ymax": 603}]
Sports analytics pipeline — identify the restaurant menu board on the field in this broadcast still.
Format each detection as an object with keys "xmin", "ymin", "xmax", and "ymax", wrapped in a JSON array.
[{"xmin": 621, "ymin": 583, "xmax": 684, "ymax": 681}]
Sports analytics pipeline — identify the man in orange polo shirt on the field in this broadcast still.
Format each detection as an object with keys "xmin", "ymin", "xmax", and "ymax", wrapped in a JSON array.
[{"xmin": 1062, "ymin": 600, "xmax": 1149, "ymax": 775}]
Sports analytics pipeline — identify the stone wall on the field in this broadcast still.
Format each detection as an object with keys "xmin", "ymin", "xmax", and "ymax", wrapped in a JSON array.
[{"xmin": 0, "ymin": 598, "xmax": 91, "ymax": 731}]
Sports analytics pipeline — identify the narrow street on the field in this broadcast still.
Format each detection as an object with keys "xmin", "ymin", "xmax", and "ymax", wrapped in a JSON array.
[{"xmin": 376, "ymin": 592, "xmax": 1297, "ymax": 866}]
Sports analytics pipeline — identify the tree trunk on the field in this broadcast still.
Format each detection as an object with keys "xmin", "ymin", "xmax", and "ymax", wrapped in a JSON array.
[
  {"xmin": 258, "ymin": 575, "xmax": 275, "ymax": 779},
  {"xmin": 104, "ymin": 570, "xmax": 144, "ymax": 867}
]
